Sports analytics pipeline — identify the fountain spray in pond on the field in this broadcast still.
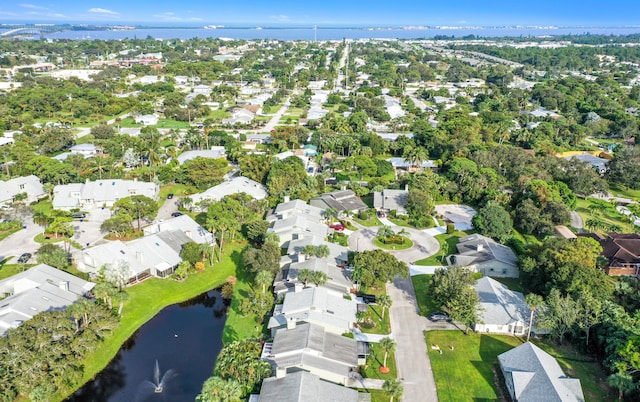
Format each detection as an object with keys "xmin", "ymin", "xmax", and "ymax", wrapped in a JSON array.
[{"xmin": 140, "ymin": 360, "xmax": 176, "ymax": 395}]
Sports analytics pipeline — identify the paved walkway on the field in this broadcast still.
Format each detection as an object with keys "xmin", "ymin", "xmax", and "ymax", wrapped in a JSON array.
[
  {"xmin": 352, "ymin": 329, "xmax": 392, "ymax": 343},
  {"xmin": 388, "ymin": 277, "xmax": 438, "ymax": 401},
  {"xmin": 345, "ymin": 376, "xmax": 385, "ymax": 390}
]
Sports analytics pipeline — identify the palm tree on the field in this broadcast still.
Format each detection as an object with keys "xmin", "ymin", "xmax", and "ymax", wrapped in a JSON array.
[
  {"xmin": 197, "ymin": 376, "xmax": 242, "ymax": 402},
  {"xmin": 314, "ymin": 244, "xmax": 330, "ymax": 259},
  {"xmin": 310, "ymin": 270, "xmax": 328, "ymax": 287},
  {"xmin": 403, "ymin": 145, "xmax": 429, "ymax": 171},
  {"xmin": 302, "ymin": 244, "xmax": 317, "ymax": 259},
  {"xmin": 297, "ymin": 268, "xmax": 313, "ymax": 287},
  {"xmin": 379, "ymin": 337, "xmax": 396, "ymax": 371},
  {"xmin": 395, "ymin": 228, "xmax": 410, "ymax": 245},
  {"xmin": 377, "ymin": 225, "xmax": 394, "ymax": 243},
  {"xmin": 378, "ymin": 294, "xmax": 392, "ymax": 320},
  {"xmin": 585, "ymin": 217, "xmax": 605, "ymax": 232},
  {"xmin": 382, "ymin": 379, "xmax": 404, "ymax": 402},
  {"xmin": 608, "ymin": 371, "xmax": 634, "ymax": 402},
  {"xmin": 356, "ymin": 310, "xmax": 370, "ymax": 325},
  {"xmin": 322, "ymin": 207, "xmax": 339, "ymax": 224},
  {"xmin": 525, "ymin": 293, "xmax": 544, "ymax": 342},
  {"xmin": 255, "ymin": 270, "xmax": 273, "ymax": 294}
]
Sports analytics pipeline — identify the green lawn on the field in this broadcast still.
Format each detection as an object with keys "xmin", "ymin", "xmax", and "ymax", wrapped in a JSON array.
[
  {"xmin": 353, "ymin": 216, "xmax": 383, "ymax": 227},
  {"xmin": 425, "ymin": 331, "xmax": 523, "ymax": 402},
  {"xmin": 411, "ymin": 274, "xmax": 438, "ymax": 317},
  {"xmin": 574, "ymin": 198, "xmax": 634, "ymax": 233},
  {"xmin": 155, "ymin": 119, "xmax": 191, "ymax": 129},
  {"xmin": 425, "ymin": 331, "xmax": 614, "ymax": 402},
  {"xmin": 222, "ymin": 245, "xmax": 266, "ymax": 344},
  {"xmin": 609, "ymin": 183, "xmax": 640, "ymax": 200},
  {"xmin": 53, "ymin": 243, "xmax": 244, "ymax": 401},
  {"xmin": 492, "ymin": 277, "xmax": 526, "ymax": 294},
  {"xmin": 373, "ymin": 237, "xmax": 413, "ymax": 251},
  {"xmin": 360, "ymin": 305, "xmax": 391, "ymax": 335},
  {"xmin": 361, "ymin": 342, "xmax": 397, "ymax": 380},
  {"xmin": 32, "ymin": 199, "xmax": 54, "ymax": 215},
  {"xmin": 414, "ymin": 231, "xmax": 466, "ymax": 266},
  {"xmin": 158, "ymin": 183, "xmax": 199, "ymax": 200},
  {"xmin": 357, "ymin": 389, "xmax": 387, "ymax": 402},
  {"xmin": 0, "ymin": 225, "xmax": 21, "ymax": 242},
  {"xmin": 208, "ymin": 109, "xmax": 230, "ymax": 119},
  {"xmin": 0, "ymin": 261, "xmax": 29, "ymax": 280},
  {"xmin": 531, "ymin": 340, "xmax": 616, "ymax": 401}
]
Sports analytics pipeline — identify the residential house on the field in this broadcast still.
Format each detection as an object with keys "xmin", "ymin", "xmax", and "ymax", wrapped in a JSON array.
[
  {"xmin": 564, "ymin": 153, "xmax": 609, "ymax": 174},
  {"xmin": 222, "ymin": 108, "xmax": 255, "ymax": 125},
  {"xmin": 287, "ymin": 236, "xmax": 349, "ymax": 266},
  {"xmin": 387, "ymin": 157, "xmax": 438, "ymax": 172},
  {"xmin": 135, "ymin": 114, "xmax": 159, "ymax": 126},
  {"xmin": 266, "ymin": 322, "xmax": 362, "ymax": 384},
  {"xmin": 382, "ymin": 95, "xmax": 405, "ymax": 119},
  {"xmin": 143, "ymin": 214, "xmax": 215, "ymax": 244},
  {"xmin": 594, "ymin": 233, "xmax": 640, "ymax": 277},
  {"xmin": 473, "ymin": 277, "xmax": 531, "ymax": 336},
  {"xmin": 69, "ymin": 143, "xmax": 99, "ymax": 158},
  {"xmin": 0, "ymin": 264, "xmax": 95, "ymax": 336},
  {"xmin": 190, "ymin": 176, "xmax": 268, "ymax": 207},
  {"xmin": 267, "ymin": 215, "xmax": 329, "ymax": 248},
  {"xmin": 373, "ymin": 188, "xmax": 408, "ymax": 215},
  {"xmin": 257, "ymin": 371, "xmax": 369, "ymax": 402},
  {"xmin": 554, "ymin": 225, "xmax": 577, "ymax": 240},
  {"xmin": 267, "ymin": 199, "xmax": 325, "ymax": 224},
  {"xmin": 76, "ymin": 231, "xmax": 189, "ymax": 282},
  {"xmin": 449, "ymin": 234, "xmax": 519, "ymax": 278},
  {"xmin": 498, "ymin": 342, "xmax": 585, "ymax": 401},
  {"xmin": 310, "ymin": 190, "xmax": 368, "ymax": 216},
  {"xmin": 268, "ymin": 286, "xmax": 358, "ymax": 336},
  {"xmin": 175, "ymin": 146, "xmax": 227, "ymax": 164},
  {"xmin": 284, "ymin": 256, "xmax": 353, "ymax": 294},
  {"xmin": 0, "ymin": 175, "xmax": 46, "ymax": 205},
  {"xmin": 53, "ymin": 179, "xmax": 159, "ymax": 210}
]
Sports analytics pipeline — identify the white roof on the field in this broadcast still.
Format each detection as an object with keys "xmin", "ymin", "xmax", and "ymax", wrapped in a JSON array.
[
  {"xmin": 473, "ymin": 277, "xmax": 529, "ymax": 326},
  {"xmin": 0, "ymin": 175, "xmax": 45, "ymax": 203},
  {"xmin": 143, "ymin": 214, "xmax": 214, "ymax": 244},
  {"xmin": 176, "ymin": 147, "xmax": 226, "ymax": 164},
  {"xmin": 499, "ymin": 342, "xmax": 584, "ymax": 401},
  {"xmin": 53, "ymin": 179, "xmax": 158, "ymax": 209},
  {"xmin": 190, "ymin": 176, "xmax": 268, "ymax": 203},
  {"xmin": 0, "ymin": 264, "xmax": 95, "ymax": 336}
]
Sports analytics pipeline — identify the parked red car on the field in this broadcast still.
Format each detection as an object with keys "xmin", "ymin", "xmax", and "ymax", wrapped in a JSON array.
[{"xmin": 329, "ymin": 223, "xmax": 345, "ymax": 231}]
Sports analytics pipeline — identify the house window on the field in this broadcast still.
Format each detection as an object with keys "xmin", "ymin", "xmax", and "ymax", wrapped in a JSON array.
[
  {"xmin": 19, "ymin": 184, "xmax": 25, "ymax": 190},
  {"xmin": 515, "ymin": 326, "xmax": 523, "ymax": 333}
]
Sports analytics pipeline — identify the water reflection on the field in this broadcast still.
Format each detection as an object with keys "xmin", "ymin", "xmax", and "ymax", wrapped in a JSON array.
[{"xmin": 68, "ymin": 289, "xmax": 227, "ymax": 402}]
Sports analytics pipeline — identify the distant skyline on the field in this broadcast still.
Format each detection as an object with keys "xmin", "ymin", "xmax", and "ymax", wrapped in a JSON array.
[{"xmin": 0, "ymin": 1, "xmax": 639, "ymax": 27}]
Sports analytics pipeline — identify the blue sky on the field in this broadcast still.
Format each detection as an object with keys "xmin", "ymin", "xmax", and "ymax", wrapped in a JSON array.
[{"xmin": 0, "ymin": 1, "xmax": 638, "ymax": 26}]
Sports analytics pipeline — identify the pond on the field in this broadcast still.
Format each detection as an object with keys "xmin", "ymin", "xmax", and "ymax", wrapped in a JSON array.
[{"xmin": 68, "ymin": 289, "xmax": 227, "ymax": 402}]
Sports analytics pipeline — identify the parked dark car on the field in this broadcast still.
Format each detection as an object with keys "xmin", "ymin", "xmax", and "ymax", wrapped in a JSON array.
[
  {"xmin": 171, "ymin": 212, "xmax": 183, "ymax": 217},
  {"xmin": 167, "ymin": 193, "xmax": 174, "ymax": 199},
  {"xmin": 362, "ymin": 294, "xmax": 377, "ymax": 304},
  {"xmin": 17, "ymin": 253, "xmax": 31, "ymax": 263},
  {"xmin": 71, "ymin": 213, "xmax": 86, "ymax": 220},
  {"xmin": 429, "ymin": 312, "xmax": 451, "ymax": 322},
  {"xmin": 377, "ymin": 210, "xmax": 386, "ymax": 218}
]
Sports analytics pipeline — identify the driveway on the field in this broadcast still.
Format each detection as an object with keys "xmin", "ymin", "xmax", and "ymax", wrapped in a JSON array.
[
  {"xmin": 0, "ymin": 220, "xmax": 41, "ymax": 262},
  {"xmin": 388, "ymin": 276, "xmax": 438, "ymax": 401},
  {"xmin": 347, "ymin": 226, "xmax": 440, "ymax": 264}
]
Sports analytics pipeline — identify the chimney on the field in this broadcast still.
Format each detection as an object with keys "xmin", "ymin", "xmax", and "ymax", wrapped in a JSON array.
[
  {"xmin": 185, "ymin": 229, "xmax": 192, "ymax": 238},
  {"xmin": 294, "ymin": 282, "xmax": 304, "ymax": 293},
  {"xmin": 476, "ymin": 244, "xmax": 484, "ymax": 252},
  {"xmin": 287, "ymin": 317, "xmax": 296, "ymax": 330},
  {"xmin": 283, "ymin": 195, "xmax": 290, "ymax": 203},
  {"xmin": 405, "ymin": 184, "xmax": 409, "ymax": 191},
  {"xmin": 58, "ymin": 281, "xmax": 69, "ymax": 292},
  {"xmin": 276, "ymin": 367, "xmax": 287, "ymax": 379},
  {"xmin": 136, "ymin": 251, "xmax": 144, "ymax": 263}
]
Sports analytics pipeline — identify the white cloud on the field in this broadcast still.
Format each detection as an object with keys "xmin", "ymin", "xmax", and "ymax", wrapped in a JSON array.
[
  {"xmin": 270, "ymin": 14, "xmax": 290, "ymax": 21},
  {"xmin": 20, "ymin": 3, "xmax": 48, "ymax": 10},
  {"xmin": 88, "ymin": 7, "xmax": 119, "ymax": 15},
  {"xmin": 152, "ymin": 12, "xmax": 183, "ymax": 21}
]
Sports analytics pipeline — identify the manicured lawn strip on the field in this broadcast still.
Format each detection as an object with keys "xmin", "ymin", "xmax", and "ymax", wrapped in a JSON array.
[
  {"xmin": 158, "ymin": 183, "xmax": 199, "ymax": 200},
  {"xmin": 32, "ymin": 200, "xmax": 54, "ymax": 215},
  {"xmin": 609, "ymin": 183, "xmax": 640, "ymax": 200},
  {"xmin": 386, "ymin": 217, "xmax": 415, "ymax": 228},
  {"xmin": 531, "ymin": 340, "xmax": 615, "ymax": 401},
  {"xmin": 411, "ymin": 274, "xmax": 437, "ymax": 317},
  {"xmin": 0, "ymin": 226, "xmax": 20, "ymax": 242},
  {"xmin": 492, "ymin": 277, "xmax": 526, "ymax": 294},
  {"xmin": 414, "ymin": 231, "xmax": 466, "ymax": 266},
  {"xmin": 222, "ymin": 244, "xmax": 265, "ymax": 344},
  {"xmin": 373, "ymin": 237, "xmax": 413, "ymax": 250},
  {"xmin": 53, "ymin": 243, "xmax": 243, "ymax": 401},
  {"xmin": 425, "ymin": 331, "xmax": 523, "ymax": 402},
  {"xmin": 353, "ymin": 216, "xmax": 383, "ymax": 227},
  {"xmin": 0, "ymin": 262, "xmax": 29, "ymax": 280},
  {"xmin": 357, "ymin": 389, "xmax": 387, "ymax": 402},
  {"xmin": 574, "ymin": 198, "xmax": 634, "ymax": 233},
  {"xmin": 361, "ymin": 343, "xmax": 397, "ymax": 379},
  {"xmin": 360, "ymin": 305, "xmax": 391, "ymax": 335}
]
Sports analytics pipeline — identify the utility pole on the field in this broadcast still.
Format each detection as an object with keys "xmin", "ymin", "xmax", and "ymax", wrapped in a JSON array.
[{"xmin": 314, "ymin": 25, "xmax": 317, "ymax": 42}]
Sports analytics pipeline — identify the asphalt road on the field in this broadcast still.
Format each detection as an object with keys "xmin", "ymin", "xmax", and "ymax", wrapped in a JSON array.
[
  {"xmin": 347, "ymin": 226, "xmax": 440, "ymax": 264},
  {"xmin": 388, "ymin": 276, "xmax": 438, "ymax": 401}
]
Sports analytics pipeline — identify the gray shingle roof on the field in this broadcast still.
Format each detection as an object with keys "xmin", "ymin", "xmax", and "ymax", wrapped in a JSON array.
[
  {"xmin": 498, "ymin": 342, "xmax": 584, "ymax": 402},
  {"xmin": 455, "ymin": 234, "xmax": 518, "ymax": 266},
  {"xmin": 473, "ymin": 277, "xmax": 529, "ymax": 326},
  {"xmin": 258, "ymin": 371, "xmax": 364, "ymax": 402},
  {"xmin": 310, "ymin": 190, "xmax": 368, "ymax": 213},
  {"xmin": 373, "ymin": 189, "xmax": 408, "ymax": 213}
]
